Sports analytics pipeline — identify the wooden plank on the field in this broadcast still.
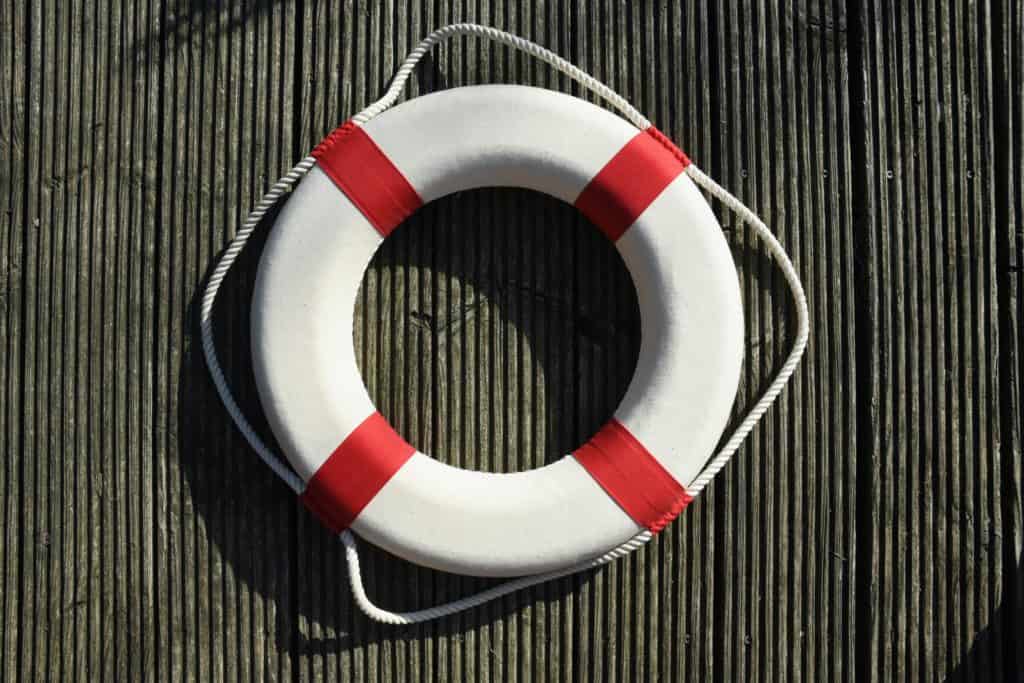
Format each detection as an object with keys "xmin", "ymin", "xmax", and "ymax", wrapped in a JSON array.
[
  {"xmin": 1, "ymin": 0, "xmax": 1020, "ymax": 680},
  {"xmin": 0, "ymin": 0, "xmax": 300, "ymax": 680},
  {"xmin": 994, "ymin": 0, "xmax": 1023, "ymax": 677},
  {"xmin": 17, "ymin": 0, "xmax": 161, "ymax": 678},
  {"xmin": 853, "ymin": 0, "xmax": 1011, "ymax": 679},
  {"xmin": 708, "ymin": 1, "xmax": 858, "ymax": 681},
  {"xmin": 0, "ymin": 0, "xmax": 27, "ymax": 677},
  {"xmin": 153, "ymin": 1, "xmax": 300, "ymax": 681}
]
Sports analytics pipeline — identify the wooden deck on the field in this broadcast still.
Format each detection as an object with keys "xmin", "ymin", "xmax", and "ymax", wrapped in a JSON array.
[{"xmin": 1, "ymin": 1, "xmax": 1021, "ymax": 680}]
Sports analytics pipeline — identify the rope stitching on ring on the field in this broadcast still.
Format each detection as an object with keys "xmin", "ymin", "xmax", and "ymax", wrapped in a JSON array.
[{"xmin": 200, "ymin": 23, "xmax": 810, "ymax": 625}]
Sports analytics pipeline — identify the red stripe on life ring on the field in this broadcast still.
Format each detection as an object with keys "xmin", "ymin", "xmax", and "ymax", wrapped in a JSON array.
[
  {"xmin": 300, "ymin": 412, "xmax": 415, "ymax": 533},
  {"xmin": 312, "ymin": 122, "xmax": 423, "ymax": 236},
  {"xmin": 573, "ymin": 418, "xmax": 692, "ymax": 533},
  {"xmin": 574, "ymin": 127, "xmax": 691, "ymax": 242}
]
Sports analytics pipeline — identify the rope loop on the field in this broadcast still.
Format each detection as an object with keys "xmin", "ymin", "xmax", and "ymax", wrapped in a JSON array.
[{"xmin": 201, "ymin": 23, "xmax": 809, "ymax": 625}]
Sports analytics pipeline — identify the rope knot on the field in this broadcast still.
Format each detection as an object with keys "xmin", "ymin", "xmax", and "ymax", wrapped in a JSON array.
[
  {"xmin": 645, "ymin": 126, "xmax": 692, "ymax": 168},
  {"xmin": 312, "ymin": 120, "xmax": 359, "ymax": 160}
]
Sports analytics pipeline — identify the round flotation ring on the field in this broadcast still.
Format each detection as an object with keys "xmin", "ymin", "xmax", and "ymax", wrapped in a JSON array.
[
  {"xmin": 202, "ymin": 24, "xmax": 808, "ymax": 622},
  {"xmin": 250, "ymin": 84, "xmax": 743, "ymax": 577}
]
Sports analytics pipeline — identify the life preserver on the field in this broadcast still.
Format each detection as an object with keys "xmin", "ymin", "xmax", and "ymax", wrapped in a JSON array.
[{"xmin": 250, "ymin": 84, "xmax": 744, "ymax": 577}]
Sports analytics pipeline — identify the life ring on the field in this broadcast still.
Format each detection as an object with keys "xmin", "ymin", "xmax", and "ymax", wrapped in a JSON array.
[{"xmin": 250, "ymin": 84, "xmax": 744, "ymax": 577}]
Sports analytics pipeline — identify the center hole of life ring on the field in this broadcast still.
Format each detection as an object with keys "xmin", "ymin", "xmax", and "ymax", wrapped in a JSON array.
[{"xmin": 353, "ymin": 187, "xmax": 641, "ymax": 474}]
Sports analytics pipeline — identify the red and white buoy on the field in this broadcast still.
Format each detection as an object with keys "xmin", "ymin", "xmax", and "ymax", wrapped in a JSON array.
[
  {"xmin": 251, "ymin": 85, "xmax": 743, "ymax": 577},
  {"xmin": 203, "ymin": 24, "xmax": 808, "ymax": 622}
]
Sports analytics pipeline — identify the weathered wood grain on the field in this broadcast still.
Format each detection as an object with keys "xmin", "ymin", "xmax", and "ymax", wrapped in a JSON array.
[
  {"xmin": 0, "ymin": 0, "xmax": 27, "ymax": 678},
  {"xmin": 994, "ymin": 0, "xmax": 1024, "ymax": 678},
  {"xmin": 707, "ymin": 2, "xmax": 858, "ymax": 680},
  {"xmin": 852, "ymin": 0, "xmax": 1017, "ymax": 680},
  {"xmin": 156, "ymin": 2, "xmax": 302, "ymax": 681},
  {"xmin": 0, "ymin": 0, "xmax": 1020, "ymax": 681},
  {"xmin": 0, "ymin": 0, "xmax": 301, "ymax": 680}
]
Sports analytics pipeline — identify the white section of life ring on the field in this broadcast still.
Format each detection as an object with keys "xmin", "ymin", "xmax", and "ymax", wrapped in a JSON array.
[
  {"xmin": 251, "ymin": 167, "xmax": 379, "ymax": 482},
  {"xmin": 251, "ymin": 85, "xmax": 743, "ymax": 577}
]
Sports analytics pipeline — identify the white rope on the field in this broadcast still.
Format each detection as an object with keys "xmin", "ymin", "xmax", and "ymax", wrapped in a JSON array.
[
  {"xmin": 200, "ymin": 157, "xmax": 316, "ymax": 495},
  {"xmin": 681, "ymin": 165, "xmax": 810, "ymax": 496},
  {"xmin": 201, "ymin": 23, "xmax": 809, "ymax": 625},
  {"xmin": 350, "ymin": 23, "xmax": 650, "ymax": 129}
]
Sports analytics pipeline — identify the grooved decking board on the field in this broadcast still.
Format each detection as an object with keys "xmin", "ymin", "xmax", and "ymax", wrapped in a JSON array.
[
  {"xmin": 704, "ymin": 2, "xmax": 858, "ymax": 681},
  {"xmin": 996, "ymin": 0, "xmax": 1024, "ymax": 676},
  {"xmin": 0, "ymin": 1, "xmax": 1020, "ymax": 681},
  {"xmin": 853, "ymin": 1, "xmax": 1017, "ymax": 680},
  {"xmin": 1, "ymin": 1, "xmax": 302, "ymax": 680}
]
